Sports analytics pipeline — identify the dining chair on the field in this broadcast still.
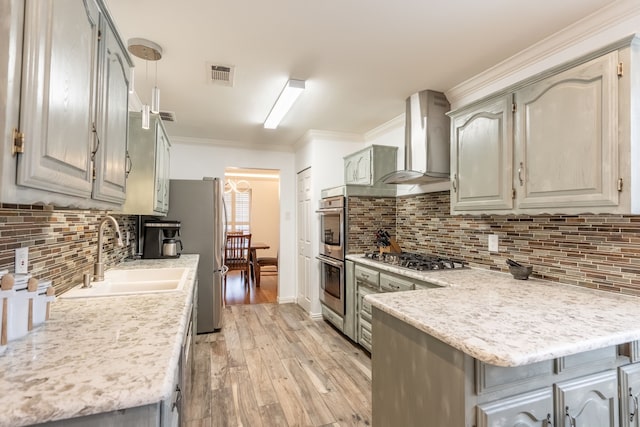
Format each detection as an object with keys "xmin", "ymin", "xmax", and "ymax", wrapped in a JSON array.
[
  {"xmin": 224, "ymin": 233, "xmax": 252, "ymax": 288},
  {"xmin": 255, "ymin": 253, "xmax": 278, "ymax": 287}
]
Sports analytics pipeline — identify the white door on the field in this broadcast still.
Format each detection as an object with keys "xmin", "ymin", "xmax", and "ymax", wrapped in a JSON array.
[{"xmin": 297, "ymin": 168, "xmax": 312, "ymax": 312}]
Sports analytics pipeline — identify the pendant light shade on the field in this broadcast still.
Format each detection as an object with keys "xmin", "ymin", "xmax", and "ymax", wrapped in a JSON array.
[
  {"xmin": 142, "ymin": 104, "xmax": 150, "ymax": 130},
  {"xmin": 151, "ymin": 86, "xmax": 160, "ymax": 114},
  {"xmin": 128, "ymin": 38, "xmax": 163, "ymax": 128}
]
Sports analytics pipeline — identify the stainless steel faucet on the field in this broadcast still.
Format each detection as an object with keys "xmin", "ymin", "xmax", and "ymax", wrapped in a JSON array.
[{"xmin": 93, "ymin": 215, "xmax": 124, "ymax": 282}]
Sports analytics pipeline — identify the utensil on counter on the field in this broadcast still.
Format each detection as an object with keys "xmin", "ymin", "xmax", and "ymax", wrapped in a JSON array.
[
  {"xmin": 1, "ymin": 274, "xmax": 15, "ymax": 345},
  {"xmin": 45, "ymin": 286, "xmax": 55, "ymax": 320},
  {"xmin": 27, "ymin": 277, "xmax": 38, "ymax": 331},
  {"xmin": 506, "ymin": 258, "xmax": 523, "ymax": 268}
]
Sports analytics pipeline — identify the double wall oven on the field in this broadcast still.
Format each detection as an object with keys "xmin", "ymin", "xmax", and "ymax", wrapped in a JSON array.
[{"xmin": 316, "ymin": 195, "xmax": 346, "ymax": 317}]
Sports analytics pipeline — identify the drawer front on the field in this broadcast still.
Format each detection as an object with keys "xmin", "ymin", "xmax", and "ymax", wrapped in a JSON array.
[
  {"xmin": 321, "ymin": 304, "xmax": 344, "ymax": 331},
  {"xmin": 555, "ymin": 346, "xmax": 617, "ymax": 374},
  {"xmin": 359, "ymin": 318, "xmax": 372, "ymax": 352},
  {"xmin": 476, "ymin": 359, "xmax": 554, "ymax": 395},
  {"xmin": 380, "ymin": 273, "xmax": 414, "ymax": 292},
  {"xmin": 355, "ymin": 265, "xmax": 380, "ymax": 289}
]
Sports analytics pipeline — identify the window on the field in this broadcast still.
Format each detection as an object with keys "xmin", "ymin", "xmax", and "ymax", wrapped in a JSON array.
[{"xmin": 224, "ymin": 182, "xmax": 251, "ymax": 232}]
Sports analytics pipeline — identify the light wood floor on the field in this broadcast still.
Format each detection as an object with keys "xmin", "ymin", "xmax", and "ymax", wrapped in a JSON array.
[
  {"xmin": 224, "ymin": 271, "xmax": 278, "ymax": 305},
  {"xmin": 184, "ymin": 303, "xmax": 372, "ymax": 426}
]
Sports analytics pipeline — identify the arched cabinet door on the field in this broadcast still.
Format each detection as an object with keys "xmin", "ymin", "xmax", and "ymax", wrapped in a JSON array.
[
  {"xmin": 554, "ymin": 370, "xmax": 618, "ymax": 427},
  {"xmin": 450, "ymin": 95, "xmax": 514, "ymax": 213},
  {"xmin": 93, "ymin": 15, "xmax": 130, "ymax": 204},
  {"xmin": 514, "ymin": 51, "xmax": 619, "ymax": 211},
  {"xmin": 477, "ymin": 388, "xmax": 553, "ymax": 427},
  {"xmin": 18, "ymin": 0, "xmax": 100, "ymax": 198}
]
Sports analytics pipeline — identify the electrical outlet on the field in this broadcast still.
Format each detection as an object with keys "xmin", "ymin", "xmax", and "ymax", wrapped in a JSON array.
[
  {"xmin": 488, "ymin": 234, "xmax": 499, "ymax": 253},
  {"xmin": 15, "ymin": 247, "xmax": 29, "ymax": 274}
]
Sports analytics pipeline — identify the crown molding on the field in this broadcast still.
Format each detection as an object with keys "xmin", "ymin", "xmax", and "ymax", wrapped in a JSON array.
[{"xmin": 446, "ymin": 0, "xmax": 640, "ymax": 109}]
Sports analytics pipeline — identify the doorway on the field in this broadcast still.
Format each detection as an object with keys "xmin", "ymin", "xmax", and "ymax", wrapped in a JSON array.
[{"xmin": 223, "ymin": 167, "xmax": 280, "ymax": 305}]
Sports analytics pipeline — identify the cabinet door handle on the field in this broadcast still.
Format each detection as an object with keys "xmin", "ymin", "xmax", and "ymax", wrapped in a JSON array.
[
  {"xmin": 172, "ymin": 385, "xmax": 182, "ymax": 412},
  {"xmin": 125, "ymin": 151, "xmax": 132, "ymax": 178},
  {"xmin": 518, "ymin": 162, "xmax": 524, "ymax": 186},
  {"xmin": 631, "ymin": 387, "xmax": 638, "ymax": 422},
  {"xmin": 565, "ymin": 406, "xmax": 576, "ymax": 427},
  {"xmin": 544, "ymin": 413, "xmax": 552, "ymax": 426},
  {"xmin": 452, "ymin": 174, "xmax": 457, "ymax": 193}
]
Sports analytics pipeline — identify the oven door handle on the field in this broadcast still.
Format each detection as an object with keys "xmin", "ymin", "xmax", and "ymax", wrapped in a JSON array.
[
  {"xmin": 315, "ymin": 208, "xmax": 344, "ymax": 214},
  {"xmin": 316, "ymin": 256, "xmax": 343, "ymax": 268}
]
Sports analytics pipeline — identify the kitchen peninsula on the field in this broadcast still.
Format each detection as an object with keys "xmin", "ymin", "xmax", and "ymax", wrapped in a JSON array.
[
  {"xmin": 0, "ymin": 255, "xmax": 198, "ymax": 427},
  {"xmin": 365, "ymin": 266, "xmax": 640, "ymax": 426}
]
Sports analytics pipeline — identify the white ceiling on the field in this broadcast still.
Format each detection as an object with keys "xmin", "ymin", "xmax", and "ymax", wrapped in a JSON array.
[{"xmin": 105, "ymin": 0, "xmax": 616, "ymax": 148}]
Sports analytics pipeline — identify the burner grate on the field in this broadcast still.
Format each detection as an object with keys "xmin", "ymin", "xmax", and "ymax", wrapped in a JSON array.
[{"xmin": 364, "ymin": 251, "xmax": 466, "ymax": 271}]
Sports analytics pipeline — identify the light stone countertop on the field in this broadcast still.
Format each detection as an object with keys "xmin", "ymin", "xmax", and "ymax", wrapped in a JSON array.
[
  {"xmin": 347, "ymin": 254, "xmax": 640, "ymax": 368},
  {"xmin": 0, "ymin": 254, "xmax": 199, "ymax": 427}
]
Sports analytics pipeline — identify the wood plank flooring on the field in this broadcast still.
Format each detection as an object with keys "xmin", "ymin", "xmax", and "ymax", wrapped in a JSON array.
[
  {"xmin": 224, "ymin": 271, "xmax": 278, "ymax": 305},
  {"xmin": 184, "ymin": 303, "xmax": 372, "ymax": 426}
]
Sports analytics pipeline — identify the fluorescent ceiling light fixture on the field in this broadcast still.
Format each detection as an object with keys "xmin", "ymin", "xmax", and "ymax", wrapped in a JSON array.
[{"xmin": 264, "ymin": 79, "xmax": 305, "ymax": 129}]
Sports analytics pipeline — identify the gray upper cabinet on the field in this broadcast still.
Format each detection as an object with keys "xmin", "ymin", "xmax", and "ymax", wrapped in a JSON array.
[
  {"xmin": 345, "ymin": 145, "xmax": 397, "ymax": 184},
  {"xmin": 119, "ymin": 114, "xmax": 171, "ymax": 216},
  {"xmin": 450, "ymin": 95, "xmax": 513, "ymax": 213},
  {"xmin": 92, "ymin": 14, "xmax": 131, "ymax": 204},
  {"xmin": 450, "ymin": 35, "xmax": 640, "ymax": 215},
  {"xmin": 17, "ymin": 0, "xmax": 100, "ymax": 200},
  {"xmin": 0, "ymin": 0, "xmax": 131, "ymax": 209},
  {"xmin": 514, "ymin": 52, "xmax": 619, "ymax": 211}
]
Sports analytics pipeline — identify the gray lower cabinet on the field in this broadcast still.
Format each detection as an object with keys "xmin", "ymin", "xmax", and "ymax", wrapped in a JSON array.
[
  {"xmin": 353, "ymin": 260, "xmax": 442, "ymax": 353},
  {"xmin": 477, "ymin": 388, "xmax": 553, "ymax": 427},
  {"xmin": 372, "ymin": 306, "xmax": 633, "ymax": 427},
  {"xmin": 619, "ymin": 363, "xmax": 640, "ymax": 427},
  {"xmin": 555, "ymin": 370, "xmax": 618, "ymax": 427},
  {"xmin": 356, "ymin": 284, "xmax": 376, "ymax": 352}
]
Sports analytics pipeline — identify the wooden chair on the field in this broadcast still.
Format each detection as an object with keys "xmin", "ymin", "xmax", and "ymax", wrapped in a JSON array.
[
  {"xmin": 224, "ymin": 233, "xmax": 252, "ymax": 288},
  {"xmin": 255, "ymin": 254, "xmax": 278, "ymax": 287}
]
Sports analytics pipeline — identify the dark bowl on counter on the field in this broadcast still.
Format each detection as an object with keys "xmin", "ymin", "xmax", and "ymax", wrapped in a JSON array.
[{"xmin": 509, "ymin": 265, "xmax": 533, "ymax": 280}]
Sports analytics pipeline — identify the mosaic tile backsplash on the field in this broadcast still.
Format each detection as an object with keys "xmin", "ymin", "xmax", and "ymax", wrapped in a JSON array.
[
  {"xmin": 349, "ymin": 191, "xmax": 640, "ymax": 296},
  {"xmin": 0, "ymin": 205, "xmax": 137, "ymax": 295}
]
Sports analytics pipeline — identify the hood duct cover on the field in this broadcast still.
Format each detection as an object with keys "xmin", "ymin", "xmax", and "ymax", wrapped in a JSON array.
[{"xmin": 382, "ymin": 90, "xmax": 451, "ymax": 185}]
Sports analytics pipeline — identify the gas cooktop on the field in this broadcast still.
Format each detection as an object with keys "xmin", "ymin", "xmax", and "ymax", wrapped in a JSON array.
[{"xmin": 363, "ymin": 251, "xmax": 466, "ymax": 271}]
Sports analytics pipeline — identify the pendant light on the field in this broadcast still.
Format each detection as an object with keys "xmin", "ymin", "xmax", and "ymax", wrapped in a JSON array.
[{"xmin": 127, "ymin": 38, "xmax": 163, "ymax": 129}]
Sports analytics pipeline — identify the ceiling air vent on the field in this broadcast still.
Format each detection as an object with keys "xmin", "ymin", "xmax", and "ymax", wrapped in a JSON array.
[
  {"xmin": 159, "ymin": 110, "xmax": 176, "ymax": 122},
  {"xmin": 207, "ymin": 63, "xmax": 234, "ymax": 87}
]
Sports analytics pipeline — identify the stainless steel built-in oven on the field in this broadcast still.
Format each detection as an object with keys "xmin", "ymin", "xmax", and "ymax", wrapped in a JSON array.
[
  {"xmin": 316, "ymin": 196, "xmax": 345, "ymax": 260},
  {"xmin": 316, "ymin": 194, "xmax": 346, "ymax": 318},
  {"xmin": 317, "ymin": 255, "xmax": 345, "ymax": 315}
]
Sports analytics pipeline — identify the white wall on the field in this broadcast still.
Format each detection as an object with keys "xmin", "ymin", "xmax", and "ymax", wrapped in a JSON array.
[
  {"xmin": 169, "ymin": 139, "xmax": 297, "ymax": 303},
  {"xmin": 294, "ymin": 131, "xmax": 365, "ymax": 316}
]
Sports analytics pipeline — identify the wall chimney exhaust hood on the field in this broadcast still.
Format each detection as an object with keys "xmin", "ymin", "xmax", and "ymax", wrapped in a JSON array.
[{"xmin": 381, "ymin": 90, "xmax": 451, "ymax": 185}]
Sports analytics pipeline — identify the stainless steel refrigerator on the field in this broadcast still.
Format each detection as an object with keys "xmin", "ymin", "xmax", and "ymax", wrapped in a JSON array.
[{"xmin": 166, "ymin": 178, "xmax": 225, "ymax": 333}]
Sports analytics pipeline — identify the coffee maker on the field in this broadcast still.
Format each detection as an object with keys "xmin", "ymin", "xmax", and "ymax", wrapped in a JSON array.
[{"xmin": 142, "ymin": 220, "xmax": 183, "ymax": 259}]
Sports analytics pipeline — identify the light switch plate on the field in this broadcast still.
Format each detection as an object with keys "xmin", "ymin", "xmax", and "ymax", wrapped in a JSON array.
[
  {"xmin": 15, "ymin": 247, "xmax": 28, "ymax": 274},
  {"xmin": 488, "ymin": 234, "xmax": 499, "ymax": 253}
]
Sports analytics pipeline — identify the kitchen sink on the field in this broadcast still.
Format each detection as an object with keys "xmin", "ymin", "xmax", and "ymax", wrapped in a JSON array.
[{"xmin": 61, "ymin": 267, "xmax": 189, "ymax": 299}]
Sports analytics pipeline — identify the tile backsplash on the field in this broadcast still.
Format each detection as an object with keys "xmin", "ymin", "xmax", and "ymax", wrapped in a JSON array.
[
  {"xmin": 0, "ymin": 205, "xmax": 136, "ymax": 295},
  {"xmin": 349, "ymin": 192, "xmax": 640, "ymax": 296}
]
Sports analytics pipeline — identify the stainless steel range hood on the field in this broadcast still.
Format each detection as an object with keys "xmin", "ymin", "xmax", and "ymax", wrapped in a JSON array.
[{"xmin": 382, "ymin": 90, "xmax": 451, "ymax": 185}]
